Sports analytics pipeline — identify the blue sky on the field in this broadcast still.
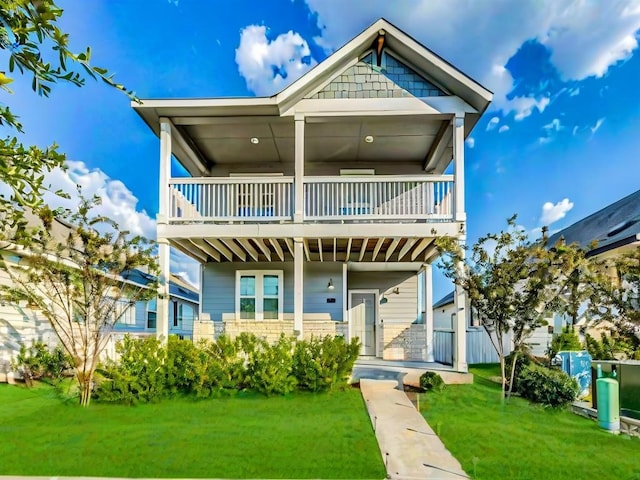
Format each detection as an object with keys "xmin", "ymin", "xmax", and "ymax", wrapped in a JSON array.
[{"xmin": 4, "ymin": 0, "xmax": 640, "ymax": 300}]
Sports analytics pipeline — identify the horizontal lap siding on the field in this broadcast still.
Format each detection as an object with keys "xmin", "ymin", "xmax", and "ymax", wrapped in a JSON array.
[
  {"xmin": 348, "ymin": 271, "xmax": 418, "ymax": 325},
  {"xmin": 203, "ymin": 262, "xmax": 344, "ymax": 321}
]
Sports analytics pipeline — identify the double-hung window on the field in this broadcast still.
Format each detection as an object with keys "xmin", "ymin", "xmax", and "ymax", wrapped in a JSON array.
[{"xmin": 236, "ymin": 271, "xmax": 283, "ymax": 320}]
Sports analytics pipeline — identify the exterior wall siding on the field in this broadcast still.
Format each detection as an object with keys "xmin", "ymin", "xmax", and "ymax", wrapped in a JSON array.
[
  {"xmin": 308, "ymin": 53, "xmax": 446, "ymax": 100},
  {"xmin": 202, "ymin": 261, "xmax": 344, "ymax": 321}
]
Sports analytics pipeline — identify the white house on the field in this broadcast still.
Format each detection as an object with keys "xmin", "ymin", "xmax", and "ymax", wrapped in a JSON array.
[
  {"xmin": 134, "ymin": 18, "xmax": 492, "ymax": 372},
  {"xmin": 0, "ymin": 217, "xmax": 199, "ymax": 380}
]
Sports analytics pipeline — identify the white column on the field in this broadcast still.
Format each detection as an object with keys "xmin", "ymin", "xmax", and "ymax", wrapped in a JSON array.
[
  {"xmin": 157, "ymin": 118, "xmax": 172, "ymax": 343},
  {"xmin": 453, "ymin": 240, "xmax": 467, "ymax": 372},
  {"xmin": 157, "ymin": 239, "xmax": 170, "ymax": 343},
  {"xmin": 342, "ymin": 263, "xmax": 348, "ymax": 324},
  {"xmin": 453, "ymin": 115, "xmax": 465, "ymax": 222},
  {"xmin": 294, "ymin": 114, "xmax": 305, "ymax": 223},
  {"xmin": 424, "ymin": 263, "xmax": 435, "ymax": 362},
  {"xmin": 293, "ymin": 238, "xmax": 304, "ymax": 339}
]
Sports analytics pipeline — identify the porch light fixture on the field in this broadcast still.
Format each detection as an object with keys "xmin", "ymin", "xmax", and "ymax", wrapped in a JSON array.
[
  {"xmin": 250, "ymin": 137, "xmax": 260, "ymax": 144},
  {"xmin": 327, "ymin": 278, "xmax": 335, "ymax": 291},
  {"xmin": 364, "ymin": 135, "xmax": 374, "ymax": 143}
]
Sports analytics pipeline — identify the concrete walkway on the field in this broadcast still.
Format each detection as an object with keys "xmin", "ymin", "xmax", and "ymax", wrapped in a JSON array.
[{"xmin": 360, "ymin": 379, "xmax": 469, "ymax": 480}]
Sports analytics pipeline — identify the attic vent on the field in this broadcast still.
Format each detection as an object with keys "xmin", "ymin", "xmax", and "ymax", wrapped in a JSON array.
[{"xmin": 607, "ymin": 219, "xmax": 638, "ymax": 237}]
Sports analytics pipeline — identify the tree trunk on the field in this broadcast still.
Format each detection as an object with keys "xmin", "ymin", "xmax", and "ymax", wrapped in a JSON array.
[
  {"xmin": 499, "ymin": 354, "xmax": 506, "ymax": 402},
  {"xmin": 76, "ymin": 370, "xmax": 93, "ymax": 407},
  {"xmin": 506, "ymin": 350, "xmax": 519, "ymax": 402}
]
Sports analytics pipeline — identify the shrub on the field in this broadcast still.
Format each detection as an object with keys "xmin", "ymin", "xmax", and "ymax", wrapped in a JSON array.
[
  {"xmin": 164, "ymin": 336, "xmax": 200, "ymax": 395},
  {"xmin": 548, "ymin": 326, "xmax": 582, "ymax": 360},
  {"xmin": 293, "ymin": 335, "xmax": 360, "ymax": 392},
  {"xmin": 419, "ymin": 371, "xmax": 446, "ymax": 392},
  {"xmin": 517, "ymin": 364, "xmax": 579, "ymax": 408},
  {"xmin": 505, "ymin": 350, "xmax": 535, "ymax": 393},
  {"xmin": 244, "ymin": 334, "xmax": 297, "ymax": 396},
  {"xmin": 95, "ymin": 335, "xmax": 167, "ymax": 404},
  {"xmin": 11, "ymin": 342, "xmax": 72, "ymax": 386}
]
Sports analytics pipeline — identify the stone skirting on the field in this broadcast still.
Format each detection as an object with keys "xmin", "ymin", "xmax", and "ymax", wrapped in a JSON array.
[
  {"xmin": 381, "ymin": 323, "xmax": 427, "ymax": 361},
  {"xmin": 572, "ymin": 403, "xmax": 640, "ymax": 438},
  {"xmin": 193, "ymin": 319, "xmax": 348, "ymax": 344},
  {"xmin": 193, "ymin": 319, "xmax": 426, "ymax": 361}
]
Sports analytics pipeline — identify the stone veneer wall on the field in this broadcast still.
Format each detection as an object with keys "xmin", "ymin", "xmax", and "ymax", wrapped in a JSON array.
[
  {"xmin": 193, "ymin": 320, "xmax": 348, "ymax": 344},
  {"xmin": 381, "ymin": 323, "xmax": 427, "ymax": 361}
]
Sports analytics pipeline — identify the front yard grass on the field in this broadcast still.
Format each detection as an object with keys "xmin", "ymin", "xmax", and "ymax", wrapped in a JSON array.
[
  {"xmin": 419, "ymin": 364, "xmax": 640, "ymax": 480},
  {"xmin": 0, "ymin": 384, "xmax": 384, "ymax": 479}
]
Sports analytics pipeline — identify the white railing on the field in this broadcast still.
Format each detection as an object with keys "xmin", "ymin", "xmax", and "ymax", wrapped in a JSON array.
[
  {"xmin": 304, "ymin": 175, "xmax": 454, "ymax": 221},
  {"xmin": 167, "ymin": 175, "xmax": 454, "ymax": 223},
  {"xmin": 169, "ymin": 177, "xmax": 294, "ymax": 221}
]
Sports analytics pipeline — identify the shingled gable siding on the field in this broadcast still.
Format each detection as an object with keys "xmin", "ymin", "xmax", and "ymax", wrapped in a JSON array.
[{"xmin": 308, "ymin": 53, "xmax": 446, "ymax": 100}]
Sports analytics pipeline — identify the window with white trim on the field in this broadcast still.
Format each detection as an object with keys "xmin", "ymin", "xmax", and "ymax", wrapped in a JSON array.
[
  {"xmin": 117, "ymin": 302, "xmax": 136, "ymax": 325},
  {"xmin": 236, "ymin": 271, "xmax": 283, "ymax": 321},
  {"xmin": 147, "ymin": 298, "xmax": 157, "ymax": 329}
]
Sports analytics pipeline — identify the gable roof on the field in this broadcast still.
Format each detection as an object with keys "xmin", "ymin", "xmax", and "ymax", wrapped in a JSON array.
[
  {"xmin": 433, "ymin": 291, "xmax": 455, "ymax": 309},
  {"xmin": 276, "ymin": 18, "xmax": 492, "ymax": 119},
  {"xmin": 547, "ymin": 189, "xmax": 640, "ymax": 257},
  {"xmin": 133, "ymin": 18, "xmax": 493, "ymax": 155}
]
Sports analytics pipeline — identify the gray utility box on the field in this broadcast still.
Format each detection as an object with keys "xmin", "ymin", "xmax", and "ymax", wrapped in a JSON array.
[{"xmin": 591, "ymin": 360, "xmax": 640, "ymax": 420}]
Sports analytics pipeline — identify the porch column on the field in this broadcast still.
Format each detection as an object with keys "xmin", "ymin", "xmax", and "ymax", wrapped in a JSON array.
[
  {"xmin": 424, "ymin": 263, "xmax": 435, "ymax": 362},
  {"xmin": 453, "ymin": 240, "xmax": 467, "ymax": 372},
  {"xmin": 157, "ymin": 239, "xmax": 170, "ymax": 343},
  {"xmin": 157, "ymin": 118, "xmax": 172, "ymax": 343},
  {"xmin": 294, "ymin": 114, "xmax": 305, "ymax": 223},
  {"xmin": 293, "ymin": 238, "xmax": 304, "ymax": 339},
  {"xmin": 453, "ymin": 115, "xmax": 465, "ymax": 222}
]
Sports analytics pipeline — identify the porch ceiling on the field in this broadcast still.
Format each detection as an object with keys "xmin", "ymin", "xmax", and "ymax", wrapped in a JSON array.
[
  {"xmin": 170, "ymin": 236, "xmax": 439, "ymax": 265},
  {"xmin": 171, "ymin": 115, "xmax": 450, "ymax": 170}
]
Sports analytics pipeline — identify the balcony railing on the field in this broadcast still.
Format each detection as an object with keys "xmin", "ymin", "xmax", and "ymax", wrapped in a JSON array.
[{"xmin": 168, "ymin": 175, "xmax": 454, "ymax": 223}]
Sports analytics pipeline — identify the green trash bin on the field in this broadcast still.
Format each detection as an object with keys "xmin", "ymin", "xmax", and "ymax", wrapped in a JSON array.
[{"xmin": 596, "ymin": 377, "xmax": 620, "ymax": 432}]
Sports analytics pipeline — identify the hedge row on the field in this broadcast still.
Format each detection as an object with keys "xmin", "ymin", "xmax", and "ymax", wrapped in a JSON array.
[{"xmin": 95, "ymin": 333, "xmax": 360, "ymax": 404}]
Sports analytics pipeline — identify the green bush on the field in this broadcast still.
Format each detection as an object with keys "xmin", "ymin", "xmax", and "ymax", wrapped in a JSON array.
[
  {"xmin": 505, "ymin": 350, "xmax": 535, "ymax": 393},
  {"xmin": 94, "ymin": 332, "xmax": 361, "ymax": 403},
  {"xmin": 419, "ymin": 371, "xmax": 446, "ymax": 392},
  {"xmin": 293, "ymin": 335, "xmax": 360, "ymax": 392},
  {"xmin": 244, "ymin": 334, "xmax": 297, "ymax": 396},
  {"xmin": 548, "ymin": 326, "xmax": 583, "ymax": 360},
  {"xmin": 11, "ymin": 341, "xmax": 72, "ymax": 386},
  {"xmin": 517, "ymin": 364, "xmax": 579, "ymax": 408},
  {"xmin": 95, "ymin": 335, "xmax": 167, "ymax": 404}
]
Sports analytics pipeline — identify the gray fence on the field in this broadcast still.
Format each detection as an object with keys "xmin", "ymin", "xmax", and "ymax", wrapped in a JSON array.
[{"xmin": 434, "ymin": 328, "xmax": 512, "ymax": 365}]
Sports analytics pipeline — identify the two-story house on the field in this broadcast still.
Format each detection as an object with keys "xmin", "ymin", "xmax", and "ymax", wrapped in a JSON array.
[{"xmin": 134, "ymin": 18, "xmax": 492, "ymax": 372}]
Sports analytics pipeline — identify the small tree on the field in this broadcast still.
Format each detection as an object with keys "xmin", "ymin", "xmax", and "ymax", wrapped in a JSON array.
[
  {"xmin": 586, "ymin": 246, "xmax": 640, "ymax": 358},
  {"xmin": 0, "ymin": 198, "xmax": 158, "ymax": 406},
  {"xmin": 437, "ymin": 216, "xmax": 578, "ymax": 399}
]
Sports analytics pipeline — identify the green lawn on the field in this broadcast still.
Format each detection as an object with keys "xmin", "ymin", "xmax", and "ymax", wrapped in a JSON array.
[
  {"xmin": 419, "ymin": 364, "xmax": 640, "ymax": 480},
  {"xmin": 0, "ymin": 384, "xmax": 385, "ymax": 479}
]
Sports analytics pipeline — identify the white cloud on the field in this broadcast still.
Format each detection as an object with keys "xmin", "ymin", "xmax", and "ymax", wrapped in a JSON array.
[
  {"xmin": 569, "ymin": 87, "xmax": 581, "ymax": 96},
  {"xmin": 44, "ymin": 161, "xmax": 156, "ymax": 239},
  {"xmin": 235, "ymin": 25, "xmax": 317, "ymax": 96},
  {"xmin": 543, "ymin": 118, "xmax": 562, "ymax": 132},
  {"xmin": 42, "ymin": 161, "xmax": 200, "ymax": 287},
  {"xmin": 498, "ymin": 125, "xmax": 510, "ymax": 133},
  {"xmin": 486, "ymin": 116, "xmax": 500, "ymax": 131},
  {"xmin": 465, "ymin": 137, "xmax": 475, "ymax": 148},
  {"xmin": 512, "ymin": 96, "xmax": 551, "ymax": 121},
  {"xmin": 300, "ymin": 0, "xmax": 640, "ymax": 117},
  {"xmin": 540, "ymin": 198, "xmax": 574, "ymax": 225},
  {"xmin": 591, "ymin": 117, "xmax": 605, "ymax": 133}
]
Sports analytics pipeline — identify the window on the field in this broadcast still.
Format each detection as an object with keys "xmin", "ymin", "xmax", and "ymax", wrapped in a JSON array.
[
  {"xmin": 172, "ymin": 302, "xmax": 195, "ymax": 328},
  {"xmin": 118, "ymin": 302, "xmax": 136, "ymax": 325},
  {"xmin": 236, "ymin": 271, "xmax": 283, "ymax": 321},
  {"xmin": 147, "ymin": 298, "xmax": 157, "ymax": 329}
]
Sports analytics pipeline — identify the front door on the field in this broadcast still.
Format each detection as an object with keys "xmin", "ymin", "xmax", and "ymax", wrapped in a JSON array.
[{"xmin": 349, "ymin": 291, "xmax": 377, "ymax": 356}]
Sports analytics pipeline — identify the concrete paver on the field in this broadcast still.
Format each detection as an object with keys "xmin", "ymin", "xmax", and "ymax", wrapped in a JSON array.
[{"xmin": 360, "ymin": 379, "xmax": 469, "ymax": 480}]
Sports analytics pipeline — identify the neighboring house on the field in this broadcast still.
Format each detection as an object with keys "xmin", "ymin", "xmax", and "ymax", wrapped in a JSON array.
[
  {"xmin": 548, "ymin": 189, "xmax": 640, "ymax": 260},
  {"xmin": 0, "ymin": 219, "xmax": 199, "ymax": 381},
  {"xmin": 105, "ymin": 270, "xmax": 199, "ymax": 358},
  {"xmin": 547, "ymin": 188, "xmax": 640, "ymax": 338},
  {"xmin": 432, "ymin": 291, "xmax": 514, "ymax": 363},
  {"xmin": 134, "ymin": 18, "xmax": 492, "ymax": 371}
]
